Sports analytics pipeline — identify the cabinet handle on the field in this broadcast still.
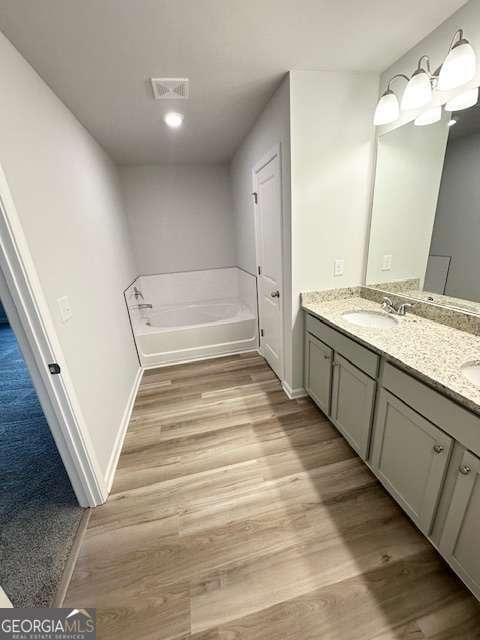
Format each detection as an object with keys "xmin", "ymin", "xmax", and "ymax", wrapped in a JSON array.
[
  {"xmin": 323, "ymin": 354, "xmax": 331, "ymax": 360},
  {"xmin": 433, "ymin": 444, "xmax": 445, "ymax": 454},
  {"xmin": 459, "ymin": 464, "xmax": 472, "ymax": 476}
]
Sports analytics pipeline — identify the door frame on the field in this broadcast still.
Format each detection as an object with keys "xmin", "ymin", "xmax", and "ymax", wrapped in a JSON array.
[
  {"xmin": 0, "ymin": 164, "xmax": 106, "ymax": 507},
  {"xmin": 252, "ymin": 143, "xmax": 285, "ymax": 381}
]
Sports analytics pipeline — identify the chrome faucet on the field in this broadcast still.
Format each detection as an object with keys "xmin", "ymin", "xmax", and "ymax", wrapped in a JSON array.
[
  {"xmin": 397, "ymin": 302, "xmax": 415, "ymax": 316},
  {"xmin": 381, "ymin": 297, "xmax": 396, "ymax": 314},
  {"xmin": 133, "ymin": 286, "xmax": 144, "ymax": 301},
  {"xmin": 382, "ymin": 296, "xmax": 415, "ymax": 316}
]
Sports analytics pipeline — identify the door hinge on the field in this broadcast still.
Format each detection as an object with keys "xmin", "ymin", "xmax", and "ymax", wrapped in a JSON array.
[
  {"xmin": 252, "ymin": 192, "xmax": 258, "ymax": 204},
  {"xmin": 48, "ymin": 363, "xmax": 61, "ymax": 375},
  {"xmin": 260, "ymin": 329, "xmax": 264, "ymax": 337},
  {"xmin": 258, "ymin": 265, "xmax": 262, "ymax": 275}
]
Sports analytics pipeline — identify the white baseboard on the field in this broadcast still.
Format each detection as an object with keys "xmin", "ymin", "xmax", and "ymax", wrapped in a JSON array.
[
  {"xmin": 282, "ymin": 381, "xmax": 307, "ymax": 400},
  {"xmin": 104, "ymin": 366, "xmax": 143, "ymax": 493}
]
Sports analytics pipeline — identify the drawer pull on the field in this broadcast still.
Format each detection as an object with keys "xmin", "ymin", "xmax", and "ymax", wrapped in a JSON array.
[
  {"xmin": 433, "ymin": 444, "xmax": 445, "ymax": 454},
  {"xmin": 459, "ymin": 464, "xmax": 472, "ymax": 476},
  {"xmin": 323, "ymin": 354, "xmax": 331, "ymax": 360}
]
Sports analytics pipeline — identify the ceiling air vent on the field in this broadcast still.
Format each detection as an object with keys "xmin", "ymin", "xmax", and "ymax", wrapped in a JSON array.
[{"xmin": 150, "ymin": 77, "xmax": 189, "ymax": 100}]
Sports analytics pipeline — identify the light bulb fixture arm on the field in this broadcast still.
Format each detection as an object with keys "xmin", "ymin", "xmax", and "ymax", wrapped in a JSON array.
[
  {"xmin": 416, "ymin": 55, "xmax": 432, "ymax": 76},
  {"xmin": 448, "ymin": 28, "xmax": 464, "ymax": 52},
  {"xmin": 385, "ymin": 73, "xmax": 410, "ymax": 92}
]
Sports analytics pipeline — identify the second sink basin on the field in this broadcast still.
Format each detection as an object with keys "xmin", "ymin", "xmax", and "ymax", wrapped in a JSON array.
[
  {"xmin": 342, "ymin": 310, "xmax": 399, "ymax": 329},
  {"xmin": 461, "ymin": 362, "xmax": 480, "ymax": 387}
]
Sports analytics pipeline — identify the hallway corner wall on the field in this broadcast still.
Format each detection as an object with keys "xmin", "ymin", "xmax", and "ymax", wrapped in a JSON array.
[
  {"xmin": 0, "ymin": 30, "xmax": 140, "ymax": 483},
  {"xmin": 230, "ymin": 74, "xmax": 294, "ymax": 390}
]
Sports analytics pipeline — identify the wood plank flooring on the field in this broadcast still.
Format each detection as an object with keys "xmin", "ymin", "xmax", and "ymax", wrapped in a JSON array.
[{"xmin": 64, "ymin": 352, "xmax": 480, "ymax": 639}]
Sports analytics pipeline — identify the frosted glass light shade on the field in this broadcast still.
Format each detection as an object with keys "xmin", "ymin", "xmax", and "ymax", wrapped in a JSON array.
[
  {"xmin": 438, "ymin": 40, "xmax": 477, "ymax": 90},
  {"xmin": 414, "ymin": 106, "xmax": 442, "ymax": 126},
  {"xmin": 374, "ymin": 90, "xmax": 399, "ymax": 125},
  {"xmin": 445, "ymin": 86, "xmax": 479, "ymax": 111},
  {"xmin": 401, "ymin": 70, "xmax": 432, "ymax": 110}
]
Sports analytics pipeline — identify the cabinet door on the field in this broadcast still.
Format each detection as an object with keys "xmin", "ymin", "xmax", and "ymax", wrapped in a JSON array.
[
  {"xmin": 371, "ymin": 389, "xmax": 453, "ymax": 535},
  {"xmin": 330, "ymin": 353, "xmax": 375, "ymax": 460},
  {"xmin": 439, "ymin": 450, "xmax": 480, "ymax": 600},
  {"xmin": 304, "ymin": 332, "xmax": 332, "ymax": 416}
]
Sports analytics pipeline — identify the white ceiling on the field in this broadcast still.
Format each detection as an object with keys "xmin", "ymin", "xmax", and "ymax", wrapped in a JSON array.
[{"xmin": 0, "ymin": 0, "xmax": 468, "ymax": 164}]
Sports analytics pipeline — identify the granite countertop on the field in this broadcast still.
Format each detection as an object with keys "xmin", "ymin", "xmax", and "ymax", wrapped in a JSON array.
[{"xmin": 302, "ymin": 292, "xmax": 480, "ymax": 416}]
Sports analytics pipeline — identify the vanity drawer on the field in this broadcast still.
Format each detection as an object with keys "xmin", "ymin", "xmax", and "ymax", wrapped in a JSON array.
[
  {"xmin": 383, "ymin": 362, "xmax": 480, "ymax": 458},
  {"xmin": 306, "ymin": 313, "xmax": 379, "ymax": 378}
]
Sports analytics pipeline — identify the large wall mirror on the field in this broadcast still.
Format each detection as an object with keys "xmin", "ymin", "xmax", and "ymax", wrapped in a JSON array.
[{"xmin": 366, "ymin": 95, "xmax": 480, "ymax": 314}]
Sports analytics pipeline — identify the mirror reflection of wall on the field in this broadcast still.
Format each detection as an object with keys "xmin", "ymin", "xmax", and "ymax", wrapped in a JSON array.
[
  {"xmin": 366, "ymin": 94, "xmax": 480, "ymax": 310},
  {"xmin": 366, "ymin": 116, "xmax": 449, "ymax": 288},
  {"xmin": 425, "ymin": 105, "xmax": 480, "ymax": 303}
]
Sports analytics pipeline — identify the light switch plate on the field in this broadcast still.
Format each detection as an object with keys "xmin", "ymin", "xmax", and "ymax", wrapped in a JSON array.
[
  {"xmin": 57, "ymin": 295, "xmax": 72, "ymax": 323},
  {"xmin": 334, "ymin": 259, "xmax": 344, "ymax": 277},
  {"xmin": 381, "ymin": 254, "xmax": 392, "ymax": 271}
]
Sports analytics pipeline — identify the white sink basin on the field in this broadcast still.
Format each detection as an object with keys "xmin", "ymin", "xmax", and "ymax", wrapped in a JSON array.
[
  {"xmin": 342, "ymin": 310, "xmax": 399, "ymax": 329},
  {"xmin": 461, "ymin": 362, "xmax": 480, "ymax": 387}
]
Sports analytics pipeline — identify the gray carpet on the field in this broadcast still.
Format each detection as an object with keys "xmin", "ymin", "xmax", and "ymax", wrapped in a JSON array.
[{"xmin": 0, "ymin": 322, "xmax": 85, "ymax": 607}]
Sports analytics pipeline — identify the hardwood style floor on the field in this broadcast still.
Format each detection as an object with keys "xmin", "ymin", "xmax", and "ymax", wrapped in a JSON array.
[{"xmin": 65, "ymin": 352, "xmax": 480, "ymax": 639}]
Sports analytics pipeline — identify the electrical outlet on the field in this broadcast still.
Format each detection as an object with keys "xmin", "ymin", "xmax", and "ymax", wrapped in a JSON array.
[
  {"xmin": 334, "ymin": 259, "xmax": 344, "ymax": 277},
  {"xmin": 57, "ymin": 296, "xmax": 72, "ymax": 323},
  {"xmin": 381, "ymin": 254, "xmax": 392, "ymax": 271}
]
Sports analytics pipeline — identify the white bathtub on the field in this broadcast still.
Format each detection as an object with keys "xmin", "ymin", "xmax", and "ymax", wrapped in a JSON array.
[{"xmin": 126, "ymin": 269, "xmax": 258, "ymax": 367}]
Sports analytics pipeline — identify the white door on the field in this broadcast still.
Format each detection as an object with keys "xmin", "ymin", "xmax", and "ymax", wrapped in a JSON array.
[{"xmin": 253, "ymin": 146, "xmax": 283, "ymax": 379}]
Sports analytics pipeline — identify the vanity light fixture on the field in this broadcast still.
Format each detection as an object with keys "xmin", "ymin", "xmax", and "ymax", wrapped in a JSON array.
[
  {"xmin": 438, "ymin": 29, "xmax": 477, "ymax": 90},
  {"xmin": 374, "ymin": 28, "xmax": 477, "ymax": 125},
  {"xmin": 373, "ymin": 74, "xmax": 408, "ymax": 125},
  {"xmin": 414, "ymin": 105, "xmax": 442, "ymax": 126},
  {"xmin": 445, "ymin": 86, "xmax": 479, "ymax": 111},
  {"xmin": 401, "ymin": 56, "xmax": 433, "ymax": 110},
  {"xmin": 163, "ymin": 111, "xmax": 184, "ymax": 128}
]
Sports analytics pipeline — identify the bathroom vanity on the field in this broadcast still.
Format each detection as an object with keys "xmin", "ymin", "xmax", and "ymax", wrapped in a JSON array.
[{"xmin": 303, "ymin": 291, "xmax": 480, "ymax": 601}]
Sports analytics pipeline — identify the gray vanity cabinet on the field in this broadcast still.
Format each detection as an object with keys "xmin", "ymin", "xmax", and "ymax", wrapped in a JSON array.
[
  {"xmin": 330, "ymin": 353, "xmax": 375, "ymax": 459},
  {"xmin": 303, "ymin": 310, "xmax": 480, "ymax": 601},
  {"xmin": 304, "ymin": 332, "xmax": 333, "ymax": 416},
  {"xmin": 439, "ymin": 450, "xmax": 480, "ymax": 600},
  {"xmin": 371, "ymin": 389, "xmax": 453, "ymax": 535}
]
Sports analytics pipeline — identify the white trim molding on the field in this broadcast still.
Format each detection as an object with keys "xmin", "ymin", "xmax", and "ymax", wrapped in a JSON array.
[
  {"xmin": 282, "ymin": 381, "xmax": 307, "ymax": 400},
  {"xmin": 0, "ymin": 165, "xmax": 106, "ymax": 507},
  {"xmin": 105, "ymin": 367, "xmax": 143, "ymax": 492},
  {"xmin": 0, "ymin": 587, "xmax": 13, "ymax": 608}
]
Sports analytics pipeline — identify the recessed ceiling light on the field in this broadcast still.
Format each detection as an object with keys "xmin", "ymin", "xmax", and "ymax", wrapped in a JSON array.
[
  {"xmin": 164, "ymin": 112, "xmax": 184, "ymax": 128},
  {"xmin": 448, "ymin": 118, "xmax": 457, "ymax": 127}
]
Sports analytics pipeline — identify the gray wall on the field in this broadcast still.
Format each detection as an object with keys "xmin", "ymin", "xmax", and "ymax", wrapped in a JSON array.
[
  {"xmin": 230, "ymin": 76, "xmax": 291, "ymax": 277},
  {"xmin": 120, "ymin": 164, "xmax": 236, "ymax": 275},
  {"xmin": 429, "ymin": 131, "xmax": 480, "ymax": 302},
  {"xmin": 230, "ymin": 75, "xmax": 293, "ymax": 386},
  {"xmin": 0, "ymin": 31, "xmax": 139, "ymax": 478},
  {"xmin": 290, "ymin": 70, "xmax": 379, "ymax": 391}
]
